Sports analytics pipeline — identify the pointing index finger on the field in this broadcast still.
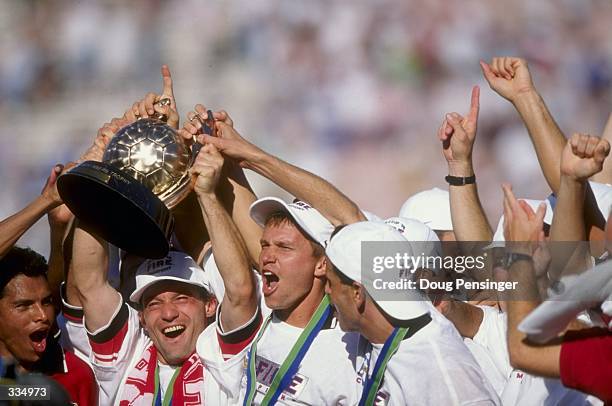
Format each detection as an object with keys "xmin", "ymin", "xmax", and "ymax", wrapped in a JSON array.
[
  {"xmin": 468, "ymin": 85, "xmax": 480, "ymax": 123},
  {"xmin": 161, "ymin": 65, "xmax": 175, "ymax": 104}
]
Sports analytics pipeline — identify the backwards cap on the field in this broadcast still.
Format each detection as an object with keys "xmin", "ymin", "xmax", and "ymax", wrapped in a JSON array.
[{"xmin": 326, "ymin": 221, "xmax": 432, "ymax": 321}]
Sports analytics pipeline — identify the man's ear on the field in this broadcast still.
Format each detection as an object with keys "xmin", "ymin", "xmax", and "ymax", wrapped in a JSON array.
[
  {"xmin": 353, "ymin": 283, "xmax": 367, "ymax": 313},
  {"xmin": 138, "ymin": 311, "xmax": 148, "ymax": 335},
  {"xmin": 314, "ymin": 255, "xmax": 328, "ymax": 278},
  {"xmin": 204, "ymin": 296, "xmax": 218, "ymax": 318}
]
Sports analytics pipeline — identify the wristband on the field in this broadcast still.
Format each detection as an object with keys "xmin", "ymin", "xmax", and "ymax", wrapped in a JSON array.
[
  {"xmin": 503, "ymin": 252, "xmax": 533, "ymax": 269},
  {"xmin": 445, "ymin": 175, "xmax": 476, "ymax": 186}
]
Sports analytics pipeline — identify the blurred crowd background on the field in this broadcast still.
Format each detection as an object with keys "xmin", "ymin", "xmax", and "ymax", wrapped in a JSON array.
[{"xmin": 1, "ymin": 0, "xmax": 611, "ymax": 256}]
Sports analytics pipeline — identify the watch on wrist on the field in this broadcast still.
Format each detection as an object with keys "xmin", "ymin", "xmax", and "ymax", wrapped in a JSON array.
[
  {"xmin": 503, "ymin": 252, "xmax": 533, "ymax": 268},
  {"xmin": 445, "ymin": 175, "xmax": 476, "ymax": 186}
]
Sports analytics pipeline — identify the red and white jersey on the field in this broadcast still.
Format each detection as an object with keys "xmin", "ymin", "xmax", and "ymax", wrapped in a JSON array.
[
  {"xmin": 86, "ymin": 297, "xmax": 256, "ymax": 405},
  {"xmin": 58, "ymin": 286, "xmax": 92, "ymax": 363}
]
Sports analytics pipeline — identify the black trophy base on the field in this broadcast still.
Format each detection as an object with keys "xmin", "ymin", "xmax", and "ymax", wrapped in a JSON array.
[{"xmin": 57, "ymin": 161, "xmax": 173, "ymax": 259}]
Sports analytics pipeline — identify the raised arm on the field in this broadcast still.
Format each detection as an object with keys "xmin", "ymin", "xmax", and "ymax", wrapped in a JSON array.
[
  {"xmin": 553, "ymin": 133, "xmax": 610, "ymax": 241},
  {"xmin": 180, "ymin": 106, "xmax": 261, "ymax": 265},
  {"xmin": 189, "ymin": 143, "xmax": 257, "ymax": 331},
  {"xmin": 68, "ymin": 118, "xmax": 136, "ymax": 331},
  {"xmin": 0, "ymin": 165, "xmax": 64, "ymax": 257},
  {"xmin": 482, "ymin": 57, "xmax": 607, "ymax": 234},
  {"xmin": 439, "ymin": 85, "xmax": 492, "ymax": 242},
  {"xmin": 71, "ymin": 223, "xmax": 120, "ymax": 332},
  {"xmin": 198, "ymin": 119, "xmax": 366, "ymax": 227},
  {"xmin": 46, "ymin": 203, "xmax": 75, "ymax": 307},
  {"xmin": 481, "ymin": 57, "xmax": 566, "ymax": 193},
  {"xmin": 502, "ymin": 184, "xmax": 562, "ymax": 378}
]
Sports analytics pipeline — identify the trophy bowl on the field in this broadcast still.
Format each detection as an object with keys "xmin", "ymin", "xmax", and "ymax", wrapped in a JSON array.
[{"xmin": 58, "ymin": 116, "xmax": 194, "ymax": 259}]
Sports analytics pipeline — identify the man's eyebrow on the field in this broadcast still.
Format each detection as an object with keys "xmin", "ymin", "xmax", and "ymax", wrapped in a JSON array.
[{"xmin": 13, "ymin": 299, "xmax": 34, "ymax": 306}]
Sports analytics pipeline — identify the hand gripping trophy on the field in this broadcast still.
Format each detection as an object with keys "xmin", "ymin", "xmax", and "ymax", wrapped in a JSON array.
[{"xmin": 58, "ymin": 68, "xmax": 214, "ymax": 258}]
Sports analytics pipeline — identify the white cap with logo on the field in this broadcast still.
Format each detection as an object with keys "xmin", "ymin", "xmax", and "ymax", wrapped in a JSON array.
[
  {"xmin": 249, "ymin": 197, "xmax": 334, "ymax": 246},
  {"xmin": 384, "ymin": 217, "xmax": 442, "ymax": 274},
  {"xmin": 326, "ymin": 221, "xmax": 433, "ymax": 321},
  {"xmin": 130, "ymin": 251, "xmax": 212, "ymax": 303}
]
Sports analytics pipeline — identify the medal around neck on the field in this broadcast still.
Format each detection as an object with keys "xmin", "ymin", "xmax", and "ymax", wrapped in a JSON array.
[{"xmin": 57, "ymin": 101, "xmax": 194, "ymax": 259}]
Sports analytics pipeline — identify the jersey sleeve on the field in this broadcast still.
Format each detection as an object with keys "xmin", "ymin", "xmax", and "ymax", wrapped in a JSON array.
[
  {"xmin": 57, "ymin": 282, "xmax": 92, "ymax": 360},
  {"xmin": 216, "ymin": 304, "xmax": 263, "ymax": 360},
  {"xmin": 196, "ymin": 306, "xmax": 262, "ymax": 402},
  {"xmin": 84, "ymin": 293, "xmax": 143, "ymax": 404}
]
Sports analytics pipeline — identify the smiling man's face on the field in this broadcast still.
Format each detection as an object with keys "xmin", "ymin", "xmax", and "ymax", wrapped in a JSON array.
[
  {"xmin": 0, "ymin": 274, "xmax": 54, "ymax": 367},
  {"xmin": 140, "ymin": 281, "xmax": 215, "ymax": 366}
]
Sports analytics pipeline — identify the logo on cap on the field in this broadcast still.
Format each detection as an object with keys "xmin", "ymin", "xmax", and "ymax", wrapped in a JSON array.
[
  {"xmin": 290, "ymin": 200, "xmax": 313, "ymax": 211},
  {"xmin": 146, "ymin": 257, "xmax": 173, "ymax": 274}
]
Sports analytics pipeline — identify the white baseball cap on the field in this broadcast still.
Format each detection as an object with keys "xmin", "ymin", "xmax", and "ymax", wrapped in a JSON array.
[
  {"xmin": 362, "ymin": 210, "xmax": 382, "ymax": 222},
  {"xmin": 490, "ymin": 198, "xmax": 554, "ymax": 243},
  {"xmin": 399, "ymin": 188, "xmax": 453, "ymax": 231},
  {"xmin": 384, "ymin": 217, "xmax": 440, "ymax": 243},
  {"xmin": 384, "ymin": 217, "xmax": 442, "ymax": 273},
  {"xmin": 326, "ymin": 221, "xmax": 432, "ymax": 321},
  {"xmin": 130, "ymin": 251, "xmax": 212, "ymax": 303},
  {"xmin": 249, "ymin": 197, "xmax": 334, "ymax": 246}
]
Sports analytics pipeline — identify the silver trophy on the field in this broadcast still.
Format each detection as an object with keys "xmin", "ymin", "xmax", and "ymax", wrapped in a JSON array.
[{"xmin": 58, "ymin": 100, "xmax": 213, "ymax": 258}]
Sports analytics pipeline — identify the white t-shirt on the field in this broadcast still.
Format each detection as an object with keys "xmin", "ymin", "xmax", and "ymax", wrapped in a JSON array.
[
  {"xmin": 158, "ymin": 363, "xmax": 179, "ymax": 400},
  {"xmin": 370, "ymin": 309, "xmax": 501, "ymax": 405},
  {"xmin": 198, "ymin": 311, "xmax": 366, "ymax": 405},
  {"xmin": 470, "ymin": 305, "xmax": 596, "ymax": 405}
]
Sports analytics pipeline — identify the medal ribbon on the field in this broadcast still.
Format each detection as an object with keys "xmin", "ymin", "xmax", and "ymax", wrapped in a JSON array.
[
  {"xmin": 359, "ymin": 327, "xmax": 408, "ymax": 406},
  {"xmin": 243, "ymin": 295, "xmax": 332, "ymax": 406},
  {"xmin": 153, "ymin": 363, "xmax": 181, "ymax": 406}
]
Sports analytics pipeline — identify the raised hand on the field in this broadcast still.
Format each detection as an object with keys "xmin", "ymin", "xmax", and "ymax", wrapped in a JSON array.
[
  {"xmin": 439, "ymin": 86, "xmax": 480, "ymax": 172},
  {"xmin": 45, "ymin": 164, "xmax": 75, "ymax": 227},
  {"xmin": 179, "ymin": 104, "xmax": 232, "ymax": 147},
  {"xmin": 181, "ymin": 107, "xmax": 261, "ymax": 169},
  {"xmin": 40, "ymin": 164, "xmax": 65, "ymax": 207},
  {"xmin": 560, "ymin": 133, "xmax": 610, "ymax": 181},
  {"xmin": 480, "ymin": 57, "xmax": 535, "ymax": 103},
  {"xmin": 503, "ymin": 184, "xmax": 547, "ymax": 254},
  {"xmin": 189, "ymin": 143, "xmax": 225, "ymax": 197},
  {"xmin": 79, "ymin": 118, "xmax": 128, "ymax": 163},
  {"xmin": 123, "ymin": 65, "xmax": 179, "ymax": 128}
]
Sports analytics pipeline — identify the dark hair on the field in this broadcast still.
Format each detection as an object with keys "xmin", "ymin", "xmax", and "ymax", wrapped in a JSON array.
[
  {"xmin": 265, "ymin": 212, "xmax": 325, "ymax": 258},
  {"xmin": 0, "ymin": 246, "xmax": 48, "ymax": 298}
]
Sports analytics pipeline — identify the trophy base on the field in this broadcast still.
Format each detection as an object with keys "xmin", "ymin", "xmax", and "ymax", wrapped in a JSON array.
[{"xmin": 57, "ymin": 161, "xmax": 174, "ymax": 259}]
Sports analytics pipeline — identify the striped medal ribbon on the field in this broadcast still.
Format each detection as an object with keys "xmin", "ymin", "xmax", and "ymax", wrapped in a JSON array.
[
  {"xmin": 359, "ymin": 327, "xmax": 408, "ymax": 406},
  {"xmin": 243, "ymin": 295, "xmax": 332, "ymax": 406}
]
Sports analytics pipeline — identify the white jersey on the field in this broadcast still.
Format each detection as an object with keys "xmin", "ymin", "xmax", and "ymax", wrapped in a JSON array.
[
  {"xmin": 370, "ymin": 308, "xmax": 501, "ymax": 405},
  {"xmin": 198, "ymin": 309, "xmax": 366, "ymax": 405},
  {"xmin": 86, "ymin": 296, "xmax": 241, "ymax": 405},
  {"xmin": 470, "ymin": 305, "xmax": 596, "ymax": 405}
]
